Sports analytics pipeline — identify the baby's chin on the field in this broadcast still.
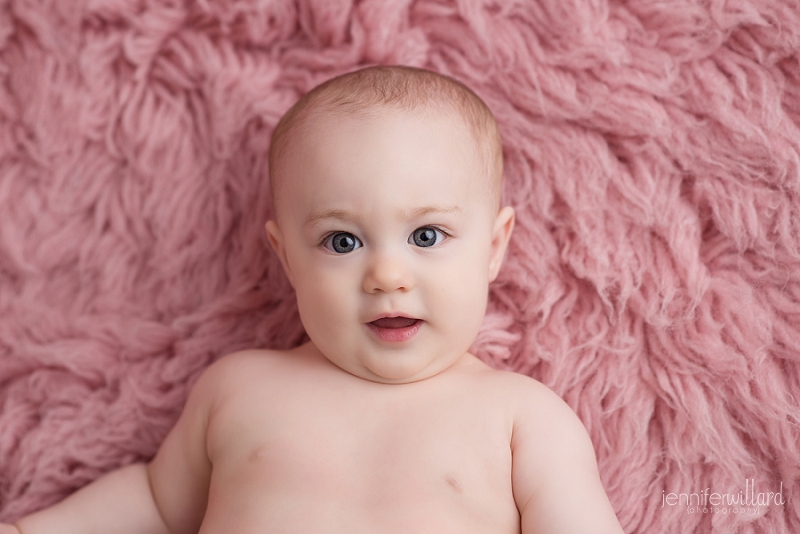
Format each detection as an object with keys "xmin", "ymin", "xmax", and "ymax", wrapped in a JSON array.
[
  {"xmin": 343, "ymin": 359, "xmax": 437, "ymax": 385},
  {"xmin": 322, "ymin": 346, "xmax": 460, "ymax": 385}
]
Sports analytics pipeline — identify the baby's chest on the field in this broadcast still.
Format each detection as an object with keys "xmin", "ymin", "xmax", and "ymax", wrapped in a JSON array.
[{"xmin": 208, "ymin": 388, "xmax": 515, "ymax": 510}]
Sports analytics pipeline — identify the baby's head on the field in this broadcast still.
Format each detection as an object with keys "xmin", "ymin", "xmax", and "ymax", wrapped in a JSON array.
[
  {"xmin": 269, "ymin": 65, "xmax": 504, "ymax": 219},
  {"xmin": 266, "ymin": 66, "xmax": 515, "ymax": 384}
]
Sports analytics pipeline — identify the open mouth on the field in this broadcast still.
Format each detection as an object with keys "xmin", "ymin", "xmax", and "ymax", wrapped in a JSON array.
[
  {"xmin": 369, "ymin": 316, "xmax": 419, "ymax": 329},
  {"xmin": 366, "ymin": 316, "xmax": 422, "ymax": 343}
]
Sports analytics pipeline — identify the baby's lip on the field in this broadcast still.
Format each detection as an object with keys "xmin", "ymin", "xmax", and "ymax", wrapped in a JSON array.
[
  {"xmin": 366, "ymin": 314, "xmax": 423, "ymax": 343},
  {"xmin": 366, "ymin": 314, "xmax": 421, "ymax": 329}
]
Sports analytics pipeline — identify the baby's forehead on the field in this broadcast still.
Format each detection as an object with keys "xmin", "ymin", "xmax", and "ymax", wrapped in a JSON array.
[
  {"xmin": 286, "ymin": 113, "xmax": 492, "ymax": 215},
  {"xmin": 295, "ymin": 104, "xmax": 486, "ymax": 161},
  {"xmin": 270, "ymin": 91, "xmax": 502, "ymax": 215}
]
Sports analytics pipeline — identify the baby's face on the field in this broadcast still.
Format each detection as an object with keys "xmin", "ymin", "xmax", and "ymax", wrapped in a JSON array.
[{"xmin": 267, "ymin": 108, "xmax": 514, "ymax": 384}]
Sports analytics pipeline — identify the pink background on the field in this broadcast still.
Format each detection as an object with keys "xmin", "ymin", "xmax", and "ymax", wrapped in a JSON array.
[{"xmin": 1, "ymin": 0, "xmax": 799, "ymax": 532}]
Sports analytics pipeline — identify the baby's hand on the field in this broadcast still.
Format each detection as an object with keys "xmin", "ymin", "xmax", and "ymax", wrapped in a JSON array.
[{"xmin": 0, "ymin": 524, "xmax": 20, "ymax": 534}]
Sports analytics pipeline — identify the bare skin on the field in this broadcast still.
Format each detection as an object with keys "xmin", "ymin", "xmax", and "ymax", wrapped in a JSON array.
[{"xmin": 199, "ymin": 345, "xmax": 519, "ymax": 532}]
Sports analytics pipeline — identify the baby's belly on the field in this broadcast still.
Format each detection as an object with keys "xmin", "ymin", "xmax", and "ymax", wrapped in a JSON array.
[{"xmin": 197, "ymin": 447, "xmax": 520, "ymax": 534}]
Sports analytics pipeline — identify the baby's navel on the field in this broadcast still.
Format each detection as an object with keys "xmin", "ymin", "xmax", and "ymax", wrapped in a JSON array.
[{"xmin": 445, "ymin": 474, "xmax": 463, "ymax": 493}]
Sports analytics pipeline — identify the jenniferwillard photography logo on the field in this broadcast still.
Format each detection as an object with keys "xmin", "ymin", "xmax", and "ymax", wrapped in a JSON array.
[{"xmin": 662, "ymin": 479, "xmax": 785, "ymax": 515}]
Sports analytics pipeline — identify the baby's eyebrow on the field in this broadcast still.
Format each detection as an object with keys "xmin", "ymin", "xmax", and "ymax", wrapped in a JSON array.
[
  {"xmin": 304, "ymin": 205, "xmax": 462, "ymax": 228},
  {"xmin": 304, "ymin": 209, "xmax": 354, "ymax": 227},
  {"xmin": 409, "ymin": 205, "xmax": 462, "ymax": 218}
]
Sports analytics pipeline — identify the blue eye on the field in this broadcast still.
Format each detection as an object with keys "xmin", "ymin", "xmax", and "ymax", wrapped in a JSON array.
[
  {"xmin": 324, "ymin": 232, "xmax": 362, "ymax": 254},
  {"xmin": 410, "ymin": 227, "xmax": 444, "ymax": 248}
]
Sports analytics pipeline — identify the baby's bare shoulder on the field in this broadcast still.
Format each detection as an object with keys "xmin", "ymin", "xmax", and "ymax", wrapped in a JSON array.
[
  {"xmin": 459, "ymin": 364, "xmax": 580, "ymax": 434},
  {"xmin": 485, "ymin": 370, "xmax": 589, "ymax": 450},
  {"xmin": 472, "ymin": 365, "xmax": 564, "ymax": 412},
  {"xmin": 472, "ymin": 367, "xmax": 594, "ymax": 470},
  {"xmin": 189, "ymin": 348, "xmax": 298, "ymax": 403}
]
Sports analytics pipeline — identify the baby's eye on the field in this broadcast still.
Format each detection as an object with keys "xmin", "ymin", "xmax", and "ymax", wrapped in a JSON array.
[
  {"xmin": 324, "ymin": 232, "xmax": 362, "ymax": 254},
  {"xmin": 409, "ymin": 227, "xmax": 445, "ymax": 248}
]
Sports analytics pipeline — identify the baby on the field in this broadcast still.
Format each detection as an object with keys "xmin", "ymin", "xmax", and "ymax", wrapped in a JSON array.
[{"xmin": 4, "ymin": 66, "xmax": 623, "ymax": 534}]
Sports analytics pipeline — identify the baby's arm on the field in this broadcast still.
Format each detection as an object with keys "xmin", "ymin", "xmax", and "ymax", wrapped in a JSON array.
[
  {"xmin": 10, "ymin": 356, "xmax": 221, "ymax": 534},
  {"xmin": 511, "ymin": 380, "xmax": 624, "ymax": 534},
  {"xmin": 11, "ymin": 463, "xmax": 171, "ymax": 534}
]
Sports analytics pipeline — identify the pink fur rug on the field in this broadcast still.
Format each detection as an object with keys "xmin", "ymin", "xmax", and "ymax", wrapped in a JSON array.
[{"xmin": 1, "ymin": 0, "xmax": 798, "ymax": 532}]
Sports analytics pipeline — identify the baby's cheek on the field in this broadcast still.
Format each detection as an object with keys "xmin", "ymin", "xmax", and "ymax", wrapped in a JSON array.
[
  {"xmin": 295, "ymin": 274, "xmax": 355, "ymax": 337},
  {"xmin": 434, "ymin": 265, "xmax": 487, "ymax": 320}
]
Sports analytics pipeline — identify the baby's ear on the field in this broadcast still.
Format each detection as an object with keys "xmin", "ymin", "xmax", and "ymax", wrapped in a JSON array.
[
  {"xmin": 265, "ymin": 220, "xmax": 294, "ymax": 287},
  {"xmin": 488, "ymin": 206, "xmax": 515, "ymax": 282}
]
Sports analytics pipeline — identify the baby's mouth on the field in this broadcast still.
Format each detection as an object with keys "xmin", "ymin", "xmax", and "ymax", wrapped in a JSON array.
[
  {"xmin": 369, "ymin": 316, "xmax": 419, "ymax": 329},
  {"xmin": 366, "ymin": 316, "xmax": 422, "ymax": 343}
]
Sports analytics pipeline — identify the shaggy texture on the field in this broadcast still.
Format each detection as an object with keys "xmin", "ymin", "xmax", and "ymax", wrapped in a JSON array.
[{"xmin": 1, "ymin": 0, "xmax": 799, "ymax": 532}]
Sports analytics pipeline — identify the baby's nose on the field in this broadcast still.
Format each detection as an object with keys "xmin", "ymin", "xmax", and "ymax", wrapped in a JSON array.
[{"xmin": 362, "ymin": 251, "xmax": 414, "ymax": 294}]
